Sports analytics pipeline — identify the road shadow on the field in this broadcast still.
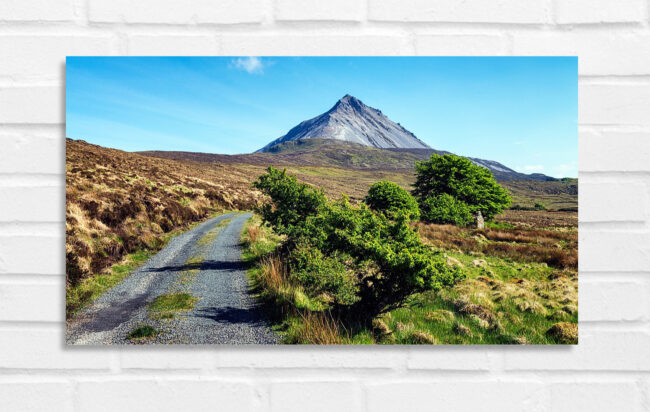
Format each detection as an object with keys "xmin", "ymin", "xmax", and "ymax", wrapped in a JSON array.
[
  {"xmin": 144, "ymin": 260, "xmax": 244, "ymax": 273},
  {"xmin": 194, "ymin": 306, "xmax": 267, "ymax": 326}
]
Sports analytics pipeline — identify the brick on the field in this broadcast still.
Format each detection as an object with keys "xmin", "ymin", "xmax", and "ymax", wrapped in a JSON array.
[
  {"xmin": 366, "ymin": 381, "xmax": 546, "ymax": 412},
  {"xmin": 120, "ymin": 350, "xmax": 212, "ymax": 370},
  {"xmin": 512, "ymin": 32, "xmax": 650, "ymax": 75},
  {"xmin": 504, "ymin": 330, "xmax": 650, "ymax": 370},
  {"xmin": 548, "ymin": 382, "xmax": 643, "ymax": 411},
  {"xmin": 0, "ymin": 282, "xmax": 63, "ymax": 322},
  {"xmin": 275, "ymin": 0, "xmax": 364, "ymax": 21},
  {"xmin": 89, "ymin": 0, "xmax": 265, "ymax": 24},
  {"xmin": 0, "ymin": 187, "xmax": 64, "ymax": 222},
  {"xmin": 0, "ymin": 329, "xmax": 110, "ymax": 369},
  {"xmin": 554, "ymin": 0, "xmax": 645, "ymax": 24},
  {"xmin": 0, "ymin": 36, "xmax": 115, "ymax": 81},
  {"xmin": 0, "ymin": 0, "xmax": 75, "ymax": 22},
  {"xmin": 580, "ymin": 130, "xmax": 650, "ymax": 172},
  {"xmin": 0, "ymin": 87, "xmax": 62, "ymax": 124},
  {"xmin": 407, "ymin": 347, "xmax": 492, "ymax": 370},
  {"xmin": 220, "ymin": 34, "xmax": 412, "ymax": 55},
  {"xmin": 215, "ymin": 347, "xmax": 403, "ymax": 369},
  {"xmin": 368, "ymin": 0, "xmax": 548, "ymax": 23},
  {"xmin": 0, "ymin": 132, "xmax": 63, "ymax": 174},
  {"xmin": 579, "ymin": 232, "xmax": 650, "ymax": 272},
  {"xmin": 76, "ymin": 379, "xmax": 255, "ymax": 412},
  {"xmin": 580, "ymin": 83, "xmax": 650, "ymax": 126},
  {"xmin": 127, "ymin": 35, "xmax": 218, "ymax": 55},
  {"xmin": 0, "ymin": 236, "xmax": 63, "ymax": 275},
  {"xmin": 0, "ymin": 382, "xmax": 73, "ymax": 412},
  {"xmin": 415, "ymin": 34, "xmax": 507, "ymax": 55},
  {"xmin": 580, "ymin": 279, "xmax": 646, "ymax": 321},
  {"xmin": 270, "ymin": 381, "xmax": 362, "ymax": 412},
  {"xmin": 579, "ymin": 181, "xmax": 646, "ymax": 222}
]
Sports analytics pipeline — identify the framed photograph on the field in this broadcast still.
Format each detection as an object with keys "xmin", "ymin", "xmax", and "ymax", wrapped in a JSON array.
[{"xmin": 65, "ymin": 57, "xmax": 577, "ymax": 345}]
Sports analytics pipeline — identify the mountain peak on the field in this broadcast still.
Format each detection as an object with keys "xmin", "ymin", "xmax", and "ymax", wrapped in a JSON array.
[{"xmin": 257, "ymin": 95, "xmax": 431, "ymax": 152}]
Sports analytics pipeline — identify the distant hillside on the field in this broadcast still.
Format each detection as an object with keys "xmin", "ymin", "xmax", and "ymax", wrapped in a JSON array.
[{"xmin": 140, "ymin": 139, "xmax": 556, "ymax": 182}]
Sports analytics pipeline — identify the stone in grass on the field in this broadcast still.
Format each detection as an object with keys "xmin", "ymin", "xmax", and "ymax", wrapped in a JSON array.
[
  {"xmin": 446, "ymin": 256, "xmax": 464, "ymax": 267},
  {"xmin": 546, "ymin": 322, "xmax": 578, "ymax": 344},
  {"xmin": 472, "ymin": 259, "xmax": 487, "ymax": 268}
]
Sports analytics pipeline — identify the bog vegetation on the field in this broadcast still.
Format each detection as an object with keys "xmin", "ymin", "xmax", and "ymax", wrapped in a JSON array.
[
  {"xmin": 244, "ymin": 156, "xmax": 577, "ymax": 344},
  {"xmin": 66, "ymin": 140, "xmax": 577, "ymax": 344}
]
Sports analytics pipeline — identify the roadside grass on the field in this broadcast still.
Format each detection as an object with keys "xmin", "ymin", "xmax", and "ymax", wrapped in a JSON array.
[
  {"xmin": 148, "ymin": 293, "xmax": 198, "ymax": 320},
  {"xmin": 242, "ymin": 212, "xmax": 578, "ymax": 345},
  {"xmin": 241, "ymin": 216, "xmax": 348, "ymax": 344},
  {"xmin": 66, "ymin": 249, "xmax": 155, "ymax": 318},
  {"xmin": 127, "ymin": 325, "xmax": 159, "ymax": 341},
  {"xmin": 66, "ymin": 212, "xmax": 232, "ymax": 319}
]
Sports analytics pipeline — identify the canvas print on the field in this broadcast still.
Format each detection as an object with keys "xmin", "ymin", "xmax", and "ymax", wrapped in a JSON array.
[{"xmin": 65, "ymin": 57, "xmax": 577, "ymax": 345}]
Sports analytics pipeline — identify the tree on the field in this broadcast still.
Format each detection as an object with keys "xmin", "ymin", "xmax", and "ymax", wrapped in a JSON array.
[
  {"xmin": 252, "ymin": 166, "xmax": 326, "ymax": 237},
  {"xmin": 420, "ymin": 194, "xmax": 473, "ymax": 226},
  {"xmin": 412, "ymin": 154, "xmax": 511, "ymax": 220},
  {"xmin": 365, "ymin": 180, "xmax": 420, "ymax": 221}
]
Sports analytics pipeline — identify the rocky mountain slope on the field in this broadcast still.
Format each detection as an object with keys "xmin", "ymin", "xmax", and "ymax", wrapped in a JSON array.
[{"xmin": 257, "ymin": 94, "xmax": 431, "ymax": 152}]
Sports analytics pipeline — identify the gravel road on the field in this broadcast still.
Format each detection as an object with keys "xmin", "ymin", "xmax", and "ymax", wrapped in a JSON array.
[{"xmin": 66, "ymin": 212, "xmax": 278, "ymax": 345}]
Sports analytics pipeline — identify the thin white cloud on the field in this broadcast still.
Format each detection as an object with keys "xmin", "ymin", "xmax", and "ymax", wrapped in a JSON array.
[{"xmin": 232, "ymin": 57, "xmax": 265, "ymax": 74}]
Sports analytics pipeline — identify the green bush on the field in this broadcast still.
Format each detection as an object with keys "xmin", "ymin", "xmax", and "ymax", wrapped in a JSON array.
[
  {"xmin": 365, "ymin": 180, "xmax": 420, "ymax": 220},
  {"xmin": 420, "ymin": 194, "xmax": 473, "ymax": 226},
  {"xmin": 412, "ymin": 154, "xmax": 511, "ymax": 220},
  {"xmin": 253, "ymin": 167, "xmax": 463, "ymax": 318},
  {"xmin": 252, "ymin": 166, "xmax": 326, "ymax": 237},
  {"xmin": 288, "ymin": 242, "xmax": 359, "ymax": 306}
]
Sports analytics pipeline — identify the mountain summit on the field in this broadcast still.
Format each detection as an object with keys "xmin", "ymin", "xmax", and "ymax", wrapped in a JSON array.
[{"xmin": 257, "ymin": 94, "xmax": 431, "ymax": 152}]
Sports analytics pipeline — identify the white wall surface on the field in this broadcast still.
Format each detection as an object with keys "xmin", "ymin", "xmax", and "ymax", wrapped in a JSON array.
[{"xmin": 1, "ymin": 0, "xmax": 649, "ymax": 410}]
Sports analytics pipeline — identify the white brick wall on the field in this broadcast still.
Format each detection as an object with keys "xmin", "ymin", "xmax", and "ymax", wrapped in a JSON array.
[{"xmin": 1, "ymin": 1, "xmax": 649, "ymax": 410}]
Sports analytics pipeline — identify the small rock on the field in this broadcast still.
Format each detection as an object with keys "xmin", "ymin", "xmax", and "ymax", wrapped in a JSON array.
[{"xmin": 472, "ymin": 259, "xmax": 487, "ymax": 268}]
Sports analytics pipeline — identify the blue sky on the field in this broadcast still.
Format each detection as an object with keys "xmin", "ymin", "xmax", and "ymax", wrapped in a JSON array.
[{"xmin": 66, "ymin": 56, "xmax": 577, "ymax": 177}]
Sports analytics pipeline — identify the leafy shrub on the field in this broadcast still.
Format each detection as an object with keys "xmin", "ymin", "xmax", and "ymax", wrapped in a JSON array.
[
  {"xmin": 365, "ymin": 180, "xmax": 420, "ymax": 220},
  {"xmin": 253, "ymin": 167, "xmax": 464, "ymax": 319},
  {"xmin": 288, "ymin": 242, "xmax": 359, "ymax": 306},
  {"xmin": 412, "ymin": 154, "xmax": 511, "ymax": 220},
  {"xmin": 420, "ymin": 194, "xmax": 473, "ymax": 226},
  {"xmin": 252, "ymin": 166, "xmax": 326, "ymax": 238}
]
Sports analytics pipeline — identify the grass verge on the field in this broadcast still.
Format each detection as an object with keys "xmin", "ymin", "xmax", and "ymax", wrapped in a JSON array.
[{"xmin": 66, "ymin": 211, "xmax": 233, "ymax": 319}]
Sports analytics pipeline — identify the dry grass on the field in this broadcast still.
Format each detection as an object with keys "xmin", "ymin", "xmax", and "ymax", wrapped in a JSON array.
[
  {"xmin": 66, "ymin": 138, "xmax": 263, "ymax": 288},
  {"xmin": 413, "ymin": 212, "xmax": 578, "ymax": 270}
]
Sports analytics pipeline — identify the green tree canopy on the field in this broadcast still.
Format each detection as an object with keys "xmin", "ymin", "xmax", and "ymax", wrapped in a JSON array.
[
  {"xmin": 412, "ymin": 154, "xmax": 511, "ymax": 220},
  {"xmin": 365, "ymin": 180, "xmax": 420, "ymax": 221}
]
